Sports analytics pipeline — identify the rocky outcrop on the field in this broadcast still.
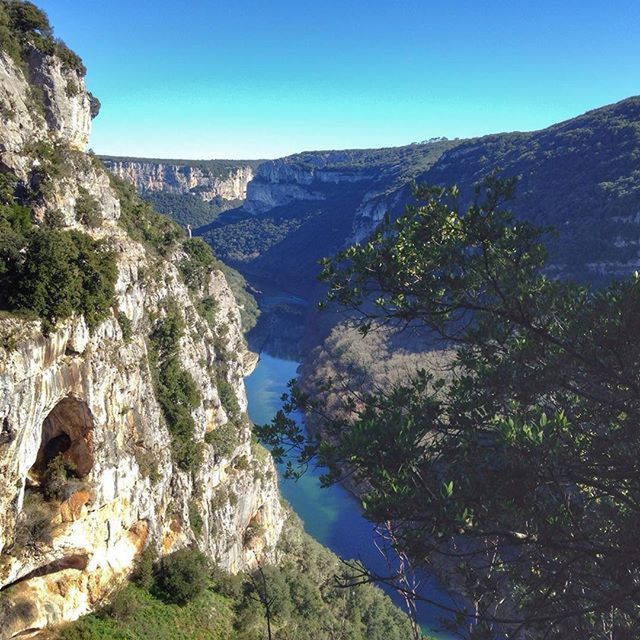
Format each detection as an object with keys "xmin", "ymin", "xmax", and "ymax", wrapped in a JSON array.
[
  {"xmin": 243, "ymin": 154, "xmax": 374, "ymax": 214},
  {"xmin": 0, "ymin": 42, "xmax": 283, "ymax": 639},
  {"xmin": 102, "ymin": 158, "xmax": 256, "ymax": 204}
]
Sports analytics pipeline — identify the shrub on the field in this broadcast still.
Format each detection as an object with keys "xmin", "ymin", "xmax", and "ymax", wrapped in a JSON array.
[
  {"xmin": 132, "ymin": 546, "xmax": 157, "ymax": 592},
  {"xmin": 188, "ymin": 499, "xmax": 204, "ymax": 537},
  {"xmin": 42, "ymin": 208, "xmax": 65, "ymax": 229},
  {"xmin": 196, "ymin": 296, "xmax": 217, "ymax": 327},
  {"xmin": 42, "ymin": 454, "xmax": 76, "ymax": 500},
  {"xmin": 110, "ymin": 175, "xmax": 182, "ymax": 255},
  {"xmin": 148, "ymin": 307, "xmax": 201, "ymax": 471},
  {"xmin": 3, "ymin": 228, "xmax": 117, "ymax": 331},
  {"xmin": 75, "ymin": 187, "xmax": 101, "ymax": 227},
  {"xmin": 117, "ymin": 313, "xmax": 132, "ymax": 342},
  {"xmin": 179, "ymin": 237, "xmax": 215, "ymax": 289},
  {"xmin": 216, "ymin": 374, "xmax": 240, "ymax": 421},
  {"xmin": 204, "ymin": 420, "xmax": 239, "ymax": 459},
  {"xmin": 156, "ymin": 548, "xmax": 209, "ymax": 605}
]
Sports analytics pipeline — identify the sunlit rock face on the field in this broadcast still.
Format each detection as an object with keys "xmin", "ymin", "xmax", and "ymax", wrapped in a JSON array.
[
  {"xmin": 102, "ymin": 159, "xmax": 255, "ymax": 203},
  {"xmin": 0, "ymin": 45, "xmax": 283, "ymax": 639}
]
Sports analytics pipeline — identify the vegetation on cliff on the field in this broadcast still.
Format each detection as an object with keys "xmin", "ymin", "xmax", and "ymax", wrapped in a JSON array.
[
  {"xmin": 0, "ymin": 178, "xmax": 117, "ymax": 330},
  {"xmin": 0, "ymin": 0, "xmax": 85, "ymax": 74},
  {"xmin": 55, "ymin": 515, "xmax": 414, "ymax": 640},
  {"xmin": 259, "ymin": 178, "xmax": 640, "ymax": 638}
]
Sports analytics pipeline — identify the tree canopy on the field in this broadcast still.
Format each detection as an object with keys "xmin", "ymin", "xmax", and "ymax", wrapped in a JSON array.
[{"xmin": 257, "ymin": 177, "xmax": 640, "ymax": 639}]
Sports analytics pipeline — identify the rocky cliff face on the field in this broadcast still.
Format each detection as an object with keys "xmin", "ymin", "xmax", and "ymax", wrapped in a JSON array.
[
  {"xmin": 243, "ymin": 152, "xmax": 383, "ymax": 215},
  {"xmin": 0, "ymin": 45, "xmax": 283, "ymax": 639},
  {"xmin": 102, "ymin": 158, "xmax": 255, "ymax": 204}
]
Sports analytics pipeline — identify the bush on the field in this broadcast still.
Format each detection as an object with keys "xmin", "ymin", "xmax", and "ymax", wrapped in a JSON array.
[
  {"xmin": 110, "ymin": 175, "xmax": 182, "ymax": 255},
  {"xmin": 3, "ymin": 228, "xmax": 117, "ymax": 331},
  {"xmin": 148, "ymin": 307, "xmax": 201, "ymax": 471},
  {"xmin": 42, "ymin": 454, "xmax": 76, "ymax": 500},
  {"xmin": 188, "ymin": 499, "xmax": 203, "ymax": 537},
  {"xmin": 179, "ymin": 237, "xmax": 215, "ymax": 289},
  {"xmin": 156, "ymin": 548, "xmax": 209, "ymax": 605},
  {"xmin": 196, "ymin": 296, "xmax": 217, "ymax": 327},
  {"xmin": 117, "ymin": 313, "xmax": 132, "ymax": 342},
  {"xmin": 132, "ymin": 546, "xmax": 157, "ymax": 592},
  {"xmin": 75, "ymin": 187, "xmax": 101, "ymax": 227},
  {"xmin": 216, "ymin": 374, "xmax": 240, "ymax": 421},
  {"xmin": 204, "ymin": 420, "xmax": 239, "ymax": 459}
]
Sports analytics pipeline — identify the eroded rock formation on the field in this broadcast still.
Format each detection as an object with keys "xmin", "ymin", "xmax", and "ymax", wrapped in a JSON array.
[{"xmin": 0, "ymin": 44, "xmax": 283, "ymax": 639}]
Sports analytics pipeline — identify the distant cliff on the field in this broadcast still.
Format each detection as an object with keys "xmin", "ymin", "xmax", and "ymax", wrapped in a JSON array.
[
  {"xmin": 202, "ymin": 97, "xmax": 640, "ymax": 293},
  {"xmin": 101, "ymin": 157, "xmax": 262, "ymax": 227}
]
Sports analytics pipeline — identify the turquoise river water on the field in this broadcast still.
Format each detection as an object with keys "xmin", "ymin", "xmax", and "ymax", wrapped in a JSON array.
[{"xmin": 245, "ymin": 351, "xmax": 456, "ymax": 639}]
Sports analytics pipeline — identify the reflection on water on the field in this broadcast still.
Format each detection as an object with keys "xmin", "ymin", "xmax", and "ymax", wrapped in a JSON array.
[{"xmin": 245, "ymin": 351, "xmax": 456, "ymax": 639}]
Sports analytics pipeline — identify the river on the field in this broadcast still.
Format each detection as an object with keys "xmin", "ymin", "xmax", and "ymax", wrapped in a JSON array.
[{"xmin": 245, "ymin": 350, "xmax": 457, "ymax": 639}]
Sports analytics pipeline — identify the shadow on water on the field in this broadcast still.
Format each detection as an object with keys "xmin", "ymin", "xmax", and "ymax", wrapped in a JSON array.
[{"xmin": 245, "ymin": 350, "xmax": 459, "ymax": 639}]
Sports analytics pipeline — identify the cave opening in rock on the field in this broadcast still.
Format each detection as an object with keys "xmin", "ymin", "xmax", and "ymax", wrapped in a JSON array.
[{"xmin": 28, "ymin": 397, "xmax": 95, "ymax": 490}]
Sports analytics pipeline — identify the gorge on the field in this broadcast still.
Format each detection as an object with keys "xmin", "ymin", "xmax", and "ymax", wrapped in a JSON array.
[{"xmin": 1, "ymin": 1, "xmax": 640, "ymax": 638}]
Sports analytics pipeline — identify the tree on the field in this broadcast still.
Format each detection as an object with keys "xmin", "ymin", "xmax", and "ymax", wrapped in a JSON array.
[
  {"xmin": 156, "ymin": 547, "xmax": 209, "ymax": 605},
  {"xmin": 257, "ymin": 177, "xmax": 640, "ymax": 639}
]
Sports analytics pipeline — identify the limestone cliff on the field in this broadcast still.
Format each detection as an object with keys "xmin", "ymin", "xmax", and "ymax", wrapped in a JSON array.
[
  {"xmin": 102, "ymin": 158, "xmax": 257, "ymax": 204},
  {"xmin": 0, "ymin": 39, "xmax": 283, "ymax": 640}
]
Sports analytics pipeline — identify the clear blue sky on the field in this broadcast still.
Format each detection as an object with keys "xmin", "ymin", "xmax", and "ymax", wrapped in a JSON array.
[{"xmin": 36, "ymin": 0, "xmax": 640, "ymax": 159}]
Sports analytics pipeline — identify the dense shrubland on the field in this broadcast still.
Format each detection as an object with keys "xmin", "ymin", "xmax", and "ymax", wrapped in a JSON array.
[{"xmin": 0, "ymin": 172, "xmax": 117, "ymax": 331}]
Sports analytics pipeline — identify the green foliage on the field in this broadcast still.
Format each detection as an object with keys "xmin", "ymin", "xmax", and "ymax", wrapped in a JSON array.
[
  {"xmin": 188, "ymin": 499, "xmax": 204, "ymax": 537},
  {"xmin": 260, "ymin": 178, "xmax": 640, "ymax": 638},
  {"xmin": 215, "ymin": 261, "xmax": 259, "ymax": 332},
  {"xmin": 88, "ymin": 92, "xmax": 100, "ymax": 119},
  {"xmin": 215, "ymin": 374, "xmax": 240, "ymax": 422},
  {"xmin": 156, "ymin": 548, "xmax": 209, "ymax": 605},
  {"xmin": 117, "ymin": 313, "xmax": 132, "ymax": 342},
  {"xmin": 196, "ymin": 296, "xmax": 217, "ymax": 327},
  {"xmin": 55, "ymin": 516, "xmax": 415, "ymax": 640},
  {"xmin": 0, "ymin": 227, "xmax": 116, "ymax": 331},
  {"xmin": 132, "ymin": 546, "xmax": 157, "ymax": 592},
  {"xmin": 143, "ymin": 190, "xmax": 239, "ymax": 228},
  {"xmin": 148, "ymin": 307, "xmax": 200, "ymax": 471},
  {"xmin": 0, "ymin": 1, "xmax": 86, "ymax": 75},
  {"xmin": 75, "ymin": 187, "xmax": 101, "ymax": 227},
  {"xmin": 204, "ymin": 420, "xmax": 239, "ymax": 459},
  {"xmin": 109, "ymin": 174, "xmax": 183, "ymax": 256},
  {"xmin": 179, "ymin": 237, "xmax": 215, "ymax": 289},
  {"xmin": 57, "ymin": 583, "xmax": 234, "ymax": 640}
]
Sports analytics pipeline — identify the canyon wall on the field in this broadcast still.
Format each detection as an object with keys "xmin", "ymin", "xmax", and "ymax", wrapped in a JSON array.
[
  {"xmin": 102, "ymin": 158, "xmax": 257, "ymax": 204},
  {"xmin": 0, "ymin": 42, "xmax": 283, "ymax": 639}
]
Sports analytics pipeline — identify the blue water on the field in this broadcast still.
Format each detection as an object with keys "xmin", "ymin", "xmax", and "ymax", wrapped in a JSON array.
[{"xmin": 245, "ymin": 352, "xmax": 456, "ymax": 639}]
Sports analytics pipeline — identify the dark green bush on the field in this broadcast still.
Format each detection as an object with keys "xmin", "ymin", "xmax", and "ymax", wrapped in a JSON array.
[
  {"xmin": 179, "ymin": 237, "xmax": 215, "ymax": 289},
  {"xmin": 149, "ymin": 307, "xmax": 201, "ymax": 471},
  {"xmin": 6, "ymin": 228, "xmax": 117, "ymax": 330},
  {"xmin": 156, "ymin": 548, "xmax": 209, "ymax": 605},
  {"xmin": 196, "ymin": 296, "xmax": 218, "ymax": 327},
  {"xmin": 132, "ymin": 546, "xmax": 157, "ymax": 592},
  {"xmin": 117, "ymin": 313, "xmax": 132, "ymax": 342},
  {"xmin": 75, "ymin": 187, "xmax": 101, "ymax": 227},
  {"xmin": 188, "ymin": 499, "xmax": 203, "ymax": 537},
  {"xmin": 204, "ymin": 420, "xmax": 239, "ymax": 459}
]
